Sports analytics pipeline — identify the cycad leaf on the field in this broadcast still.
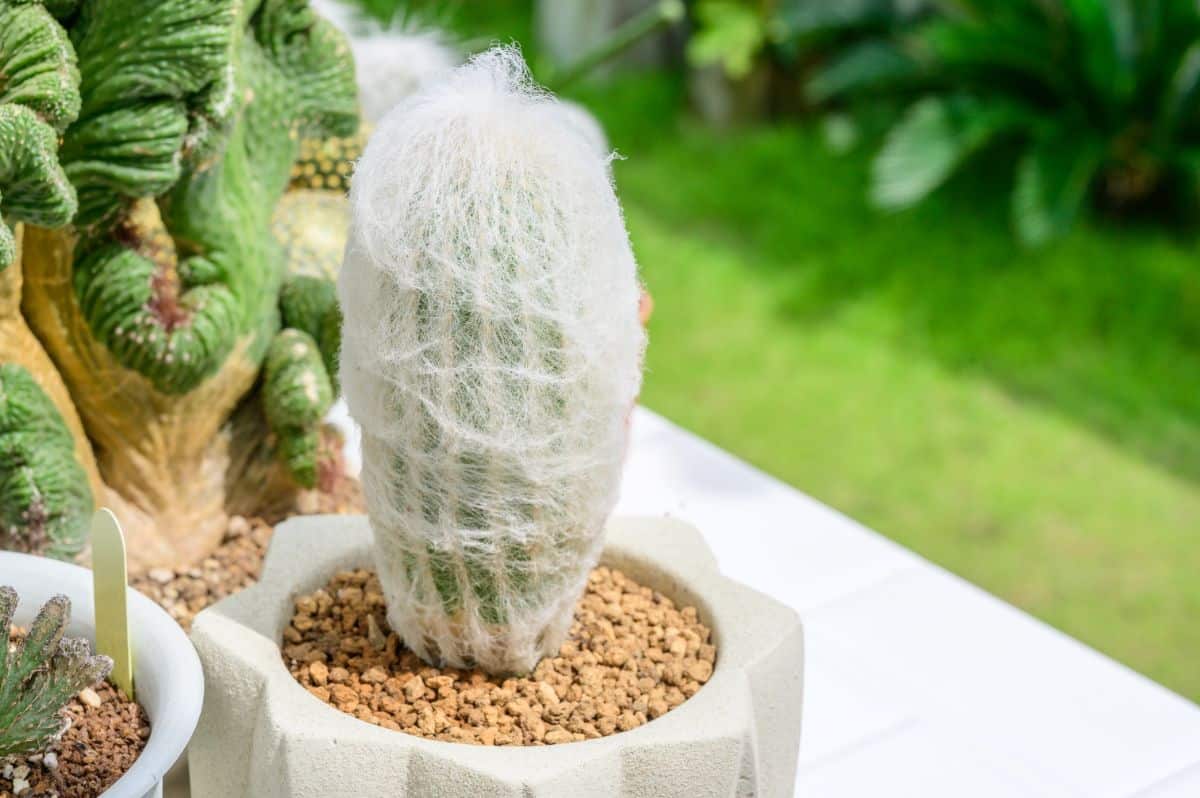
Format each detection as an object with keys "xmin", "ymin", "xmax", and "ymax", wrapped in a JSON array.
[
  {"xmin": 807, "ymin": 39, "xmax": 920, "ymax": 102},
  {"xmin": 777, "ymin": 0, "xmax": 897, "ymax": 38},
  {"xmin": 872, "ymin": 95, "xmax": 1026, "ymax": 208},
  {"xmin": 919, "ymin": 16, "xmax": 1062, "ymax": 91},
  {"xmin": 1063, "ymin": 0, "xmax": 1137, "ymax": 104},
  {"xmin": 1157, "ymin": 41, "xmax": 1200, "ymax": 145},
  {"xmin": 1012, "ymin": 129, "xmax": 1103, "ymax": 246}
]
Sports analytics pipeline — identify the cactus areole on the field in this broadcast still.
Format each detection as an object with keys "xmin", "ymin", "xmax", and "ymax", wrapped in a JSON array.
[
  {"xmin": 0, "ymin": 0, "xmax": 358, "ymax": 568},
  {"xmin": 340, "ymin": 48, "xmax": 645, "ymax": 675}
]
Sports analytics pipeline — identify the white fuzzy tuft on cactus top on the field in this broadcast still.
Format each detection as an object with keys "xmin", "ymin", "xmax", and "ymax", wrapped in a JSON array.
[
  {"xmin": 339, "ymin": 47, "xmax": 645, "ymax": 675},
  {"xmin": 352, "ymin": 32, "xmax": 460, "ymax": 124},
  {"xmin": 309, "ymin": 0, "xmax": 460, "ymax": 124}
]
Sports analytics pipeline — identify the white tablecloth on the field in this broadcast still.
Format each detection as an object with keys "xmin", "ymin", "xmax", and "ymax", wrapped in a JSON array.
[{"xmin": 330, "ymin": 402, "xmax": 1200, "ymax": 796}]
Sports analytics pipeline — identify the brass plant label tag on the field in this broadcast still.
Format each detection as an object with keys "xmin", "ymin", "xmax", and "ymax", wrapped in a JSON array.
[{"xmin": 91, "ymin": 508, "xmax": 134, "ymax": 698}]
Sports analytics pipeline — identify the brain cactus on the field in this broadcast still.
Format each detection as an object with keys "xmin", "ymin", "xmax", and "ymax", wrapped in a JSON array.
[
  {"xmin": 340, "ymin": 48, "xmax": 645, "ymax": 674},
  {"xmin": 0, "ymin": 587, "xmax": 112, "ymax": 758},
  {"xmin": 0, "ymin": 0, "xmax": 358, "ymax": 568}
]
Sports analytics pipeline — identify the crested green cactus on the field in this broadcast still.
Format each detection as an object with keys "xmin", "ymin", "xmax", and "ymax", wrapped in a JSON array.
[
  {"xmin": 0, "ymin": 0, "xmax": 79, "ymax": 269},
  {"xmin": 0, "ymin": 365, "xmax": 93, "ymax": 558},
  {"xmin": 0, "ymin": 0, "xmax": 358, "ymax": 568},
  {"xmin": 340, "ymin": 49, "xmax": 645, "ymax": 674},
  {"xmin": 0, "ymin": 587, "xmax": 113, "ymax": 758}
]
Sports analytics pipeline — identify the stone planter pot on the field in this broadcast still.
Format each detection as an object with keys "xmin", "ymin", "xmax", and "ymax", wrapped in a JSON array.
[
  {"xmin": 0, "ymin": 551, "xmax": 204, "ymax": 798},
  {"xmin": 189, "ymin": 515, "xmax": 804, "ymax": 797}
]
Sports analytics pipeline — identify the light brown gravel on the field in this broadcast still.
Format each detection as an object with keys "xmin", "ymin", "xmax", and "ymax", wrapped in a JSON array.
[
  {"xmin": 0, "ymin": 681, "xmax": 149, "ymax": 798},
  {"xmin": 131, "ymin": 515, "xmax": 274, "ymax": 631},
  {"xmin": 283, "ymin": 566, "xmax": 717, "ymax": 746},
  {"xmin": 132, "ymin": 478, "xmax": 363, "ymax": 631}
]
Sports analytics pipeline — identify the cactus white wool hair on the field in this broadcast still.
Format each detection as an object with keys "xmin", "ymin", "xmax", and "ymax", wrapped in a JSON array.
[
  {"xmin": 352, "ymin": 32, "xmax": 459, "ymax": 123},
  {"xmin": 309, "ymin": 0, "xmax": 459, "ymax": 123},
  {"xmin": 340, "ymin": 46, "xmax": 645, "ymax": 674},
  {"xmin": 559, "ymin": 99, "xmax": 611, "ymax": 158}
]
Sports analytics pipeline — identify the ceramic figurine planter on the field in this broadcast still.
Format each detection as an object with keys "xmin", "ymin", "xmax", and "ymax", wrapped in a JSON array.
[
  {"xmin": 189, "ymin": 514, "xmax": 804, "ymax": 797},
  {"xmin": 0, "ymin": 552, "xmax": 204, "ymax": 798}
]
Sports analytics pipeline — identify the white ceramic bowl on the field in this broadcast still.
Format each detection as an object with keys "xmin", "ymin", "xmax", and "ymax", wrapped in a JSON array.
[{"xmin": 0, "ymin": 551, "xmax": 203, "ymax": 798}]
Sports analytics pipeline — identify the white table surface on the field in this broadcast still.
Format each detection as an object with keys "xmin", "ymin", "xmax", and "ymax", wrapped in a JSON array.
[{"xmin": 326, "ymin": 403, "xmax": 1200, "ymax": 796}]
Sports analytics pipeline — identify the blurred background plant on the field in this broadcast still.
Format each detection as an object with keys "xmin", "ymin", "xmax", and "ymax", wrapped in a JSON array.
[
  {"xmin": 328, "ymin": 0, "xmax": 1200, "ymax": 702},
  {"xmin": 812, "ymin": 0, "xmax": 1200, "ymax": 244},
  {"xmin": 685, "ymin": 0, "xmax": 930, "ymax": 124}
]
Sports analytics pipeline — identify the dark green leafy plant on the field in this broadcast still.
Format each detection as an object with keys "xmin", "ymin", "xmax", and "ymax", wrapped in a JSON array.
[
  {"xmin": 812, "ymin": 0, "xmax": 1200, "ymax": 244},
  {"xmin": 794, "ymin": 0, "xmax": 930, "ymax": 102},
  {"xmin": 0, "ymin": 587, "xmax": 112, "ymax": 758}
]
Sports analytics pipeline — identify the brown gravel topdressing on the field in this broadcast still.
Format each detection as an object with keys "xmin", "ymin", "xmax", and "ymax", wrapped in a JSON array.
[
  {"xmin": 283, "ymin": 566, "xmax": 717, "ymax": 746},
  {"xmin": 0, "ymin": 681, "xmax": 149, "ymax": 798},
  {"xmin": 132, "ymin": 476, "xmax": 364, "ymax": 631},
  {"xmin": 132, "ymin": 515, "xmax": 274, "ymax": 632}
]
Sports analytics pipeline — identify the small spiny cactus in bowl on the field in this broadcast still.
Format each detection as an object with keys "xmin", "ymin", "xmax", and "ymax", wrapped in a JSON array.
[
  {"xmin": 340, "ymin": 46, "xmax": 646, "ymax": 675},
  {"xmin": 0, "ymin": 586, "xmax": 112, "ymax": 758}
]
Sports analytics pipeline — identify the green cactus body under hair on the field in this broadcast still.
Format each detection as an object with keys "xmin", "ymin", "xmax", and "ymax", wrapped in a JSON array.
[
  {"xmin": 0, "ymin": 588, "xmax": 112, "ymax": 758},
  {"xmin": 340, "ymin": 48, "xmax": 644, "ymax": 674}
]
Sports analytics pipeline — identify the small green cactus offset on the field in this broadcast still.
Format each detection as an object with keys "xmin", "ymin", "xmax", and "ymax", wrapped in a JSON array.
[
  {"xmin": 0, "ymin": 587, "xmax": 112, "ymax": 758},
  {"xmin": 340, "ymin": 49, "xmax": 645, "ymax": 674}
]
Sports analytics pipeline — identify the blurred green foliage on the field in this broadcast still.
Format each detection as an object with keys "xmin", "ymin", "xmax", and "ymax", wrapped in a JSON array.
[
  {"xmin": 687, "ymin": 0, "xmax": 927, "ymax": 80},
  {"xmin": 687, "ymin": 1, "xmax": 770, "ymax": 78},
  {"xmin": 342, "ymin": 0, "xmax": 1200, "ymax": 700},
  {"xmin": 347, "ymin": 0, "xmax": 456, "ymax": 26},
  {"xmin": 815, "ymin": 0, "xmax": 1200, "ymax": 244},
  {"xmin": 593, "ymin": 71, "xmax": 1200, "ymax": 705}
]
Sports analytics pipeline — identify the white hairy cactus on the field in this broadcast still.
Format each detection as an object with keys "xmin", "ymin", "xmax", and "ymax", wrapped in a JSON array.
[
  {"xmin": 339, "ymin": 47, "xmax": 645, "ymax": 674},
  {"xmin": 560, "ymin": 99, "xmax": 610, "ymax": 158},
  {"xmin": 310, "ymin": 0, "xmax": 459, "ymax": 123},
  {"xmin": 353, "ymin": 33, "xmax": 458, "ymax": 124}
]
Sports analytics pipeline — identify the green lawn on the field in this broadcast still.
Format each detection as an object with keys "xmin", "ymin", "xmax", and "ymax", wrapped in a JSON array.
[
  {"xmin": 365, "ymin": 0, "xmax": 1200, "ymax": 702},
  {"xmin": 602, "ymin": 81, "xmax": 1200, "ymax": 701}
]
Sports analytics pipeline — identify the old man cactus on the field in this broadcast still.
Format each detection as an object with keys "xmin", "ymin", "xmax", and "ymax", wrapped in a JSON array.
[
  {"xmin": 341, "ymin": 48, "xmax": 645, "ymax": 674},
  {"xmin": 0, "ymin": 0, "xmax": 357, "ymax": 569}
]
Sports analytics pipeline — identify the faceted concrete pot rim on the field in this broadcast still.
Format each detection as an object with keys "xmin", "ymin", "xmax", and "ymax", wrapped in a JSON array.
[
  {"xmin": 0, "ymin": 551, "xmax": 204, "ymax": 798},
  {"xmin": 190, "ymin": 514, "xmax": 804, "ymax": 796}
]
